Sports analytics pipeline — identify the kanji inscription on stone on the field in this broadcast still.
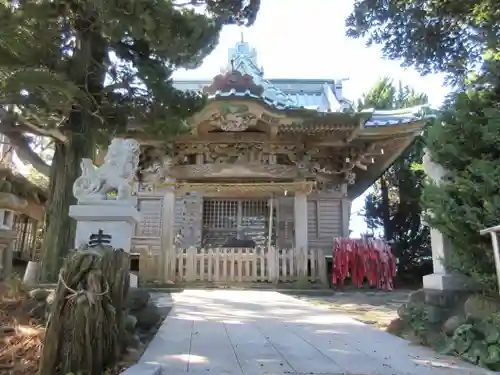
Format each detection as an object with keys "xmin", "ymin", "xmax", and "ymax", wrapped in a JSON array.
[{"xmin": 88, "ymin": 229, "xmax": 112, "ymax": 247}]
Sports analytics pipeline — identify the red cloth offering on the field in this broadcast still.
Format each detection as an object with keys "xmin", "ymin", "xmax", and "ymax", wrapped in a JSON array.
[{"xmin": 331, "ymin": 238, "xmax": 396, "ymax": 291}]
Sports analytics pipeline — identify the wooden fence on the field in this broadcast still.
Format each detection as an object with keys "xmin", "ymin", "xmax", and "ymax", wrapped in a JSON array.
[{"xmin": 137, "ymin": 246, "xmax": 328, "ymax": 285}]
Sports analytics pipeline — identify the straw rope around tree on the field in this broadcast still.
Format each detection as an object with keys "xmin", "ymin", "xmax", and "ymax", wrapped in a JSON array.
[{"xmin": 38, "ymin": 244, "xmax": 130, "ymax": 375}]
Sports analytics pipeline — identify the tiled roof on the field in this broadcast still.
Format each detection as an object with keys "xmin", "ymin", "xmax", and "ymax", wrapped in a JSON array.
[
  {"xmin": 365, "ymin": 106, "xmax": 429, "ymax": 126},
  {"xmin": 172, "ymin": 42, "xmax": 429, "ymax": 126},
  {"xmin": 227, "ymin": 42, "xmax": 296, "ymax": 109},
  {"xmin": 174, "ymin": 78, "xmax": 349, "ymax": 112},
  {"xmin": 173, "ymin": 41, "xmax": 350, "ymax": 112}
]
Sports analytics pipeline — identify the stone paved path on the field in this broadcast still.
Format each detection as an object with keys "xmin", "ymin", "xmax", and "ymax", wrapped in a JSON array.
[{"xmin": 141, "ymin": 290, "xmax": 497, "ymax": 375}]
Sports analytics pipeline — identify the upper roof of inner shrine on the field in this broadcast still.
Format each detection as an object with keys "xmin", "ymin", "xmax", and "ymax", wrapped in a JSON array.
[
  {"xmin": 133, "ymin": 41, "xmax": 431, "ymax": 199},
  {"xmin": 172, "ymin": 41, "xmax": 428, "ymax": 126}
]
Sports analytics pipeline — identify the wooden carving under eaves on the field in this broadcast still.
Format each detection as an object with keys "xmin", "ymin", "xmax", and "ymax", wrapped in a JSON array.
[
  {"xmin": 170, "ymin": 163, "xmax": 309, "ymax": 180},
  {"xmin": 207, "ymin": 103, "xmax": 258, "ymax": 132},
  {"xmin": 203, "ymin": 70, "xmax": 264, "ymax": 97}
]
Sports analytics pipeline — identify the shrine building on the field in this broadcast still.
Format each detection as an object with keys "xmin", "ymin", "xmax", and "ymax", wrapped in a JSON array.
[{"xmin": 129, "ymin": 41, "xmax": 427, "ymax": 284}]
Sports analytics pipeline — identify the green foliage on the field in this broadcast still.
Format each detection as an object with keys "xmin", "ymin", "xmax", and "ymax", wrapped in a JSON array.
[
  {"xmin": 0, "ymin": 0, "xmax": 261, "ymax": 280},
  {"xmin": 423, "ymin": 82, "xmax": 500, "ymax": 289},
  {"xmin": 360, "ymin": 77, "xmax": 431, "ymax": 284},
  {"xmin": 440, "ymin": 320, "xmax": 500, "ymax": 370},
  {"xmin": 346, "ymin": 0, "xmax": 500, "ymax": 292},
  {"xmin": 357, "ymin": 77, "xmax": 428, "ymax": 111},
  {"xmin": 346, "ymin": 0, "xmax": 500, "ymax": 82},
  {"xmin": 0, "ymin": 0, "xmax": 261, "ymax": 172},
  {"xmin": 397, "ymin": 303, "xmax": 429, "ymax": 343}
]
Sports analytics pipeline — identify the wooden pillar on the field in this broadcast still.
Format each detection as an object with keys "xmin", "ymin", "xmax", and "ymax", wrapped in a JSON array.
[
  {"xmin": 196, "ymin": 154, "xmax": 204, "ymax": 165},
  {"xmin": 294, "ymin": 192, "xmax": 308, "ymax": 276},
  {"xmin": 341, "ymin": 198, "xmax": 351, "ymax": 237},
  {"xmin": 160, "ymin": 185, "xmax": 176, "ymax": 283}
]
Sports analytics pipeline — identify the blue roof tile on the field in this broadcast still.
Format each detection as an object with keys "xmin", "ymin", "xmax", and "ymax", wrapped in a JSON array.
[
  {"xmin": 173, "ymin": 42, "xmax": 430, "ymax": 127},
  {"xmin": 365, "ymin": 106, "xmax": 429, "ymax": 126}
]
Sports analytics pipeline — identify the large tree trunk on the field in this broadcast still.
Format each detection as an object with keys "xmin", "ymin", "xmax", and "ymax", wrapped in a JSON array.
[
  {"xmin": 40, "ymin": 16, "xmax": 106, "ymax": 281},
  {"xmin": 41, "ymin": 133, "xmax": 94, "ymax": 281}
]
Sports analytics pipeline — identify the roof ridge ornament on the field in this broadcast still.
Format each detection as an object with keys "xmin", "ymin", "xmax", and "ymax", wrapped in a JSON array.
[{"xmin": 203, "ymin": 70, "xmax": 264, "ymax": 97}]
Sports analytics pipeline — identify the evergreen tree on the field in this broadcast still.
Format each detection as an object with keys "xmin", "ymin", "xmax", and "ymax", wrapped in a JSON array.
[
  {"xmin": 359, "ymin": 78, "xmax": 431, "ymax": 285},
  {"xmin": 346, "ymin": 0, "xmax": 500, "ymax": 290},
  {"xmin": 0, "ymin": 0, "xmax": 260, "ymax": 280},
  {"xmin": 346, "ymin": 0, "xmax": 499, "ymax": 81},
  {"xmin": 424, "ymin": 72, "xmax": 500, "ymax": 289}
]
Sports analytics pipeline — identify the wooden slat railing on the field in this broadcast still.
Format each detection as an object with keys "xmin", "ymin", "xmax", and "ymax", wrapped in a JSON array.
[{"xmin": 136, "ymin": 246, "xmax": 327, "ymax": 285}]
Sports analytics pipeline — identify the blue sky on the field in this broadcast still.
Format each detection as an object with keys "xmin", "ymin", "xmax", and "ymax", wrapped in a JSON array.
[{"xmin": 173, "ymin": 0, "xmax": 450, "ymax": 237}]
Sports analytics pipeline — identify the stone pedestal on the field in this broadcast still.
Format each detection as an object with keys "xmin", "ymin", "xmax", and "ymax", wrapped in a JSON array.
[
  {"xmin": 422, "ymin": 150, "xmax": 475, "ymax": 293},
  {"xmin": 422, "ymin": 228, "xmax": 475, "ymax": 291},
  {"xmin": 69, "ymin": 203, "xmax": 142, "ymax": 287},
  {"xmin": 423, "ymin": 273, "xmax": 474, "ymax": 291}
]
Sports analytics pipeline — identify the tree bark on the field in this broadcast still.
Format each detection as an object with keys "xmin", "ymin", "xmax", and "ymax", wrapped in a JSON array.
[
  {"xmin": 40, "ymin": 132, "xmax": 93, "ymax": 281},
  {"xmin": 40, "ymin": 15, "xmax": 106, "ymax": 281},
  {"xmin": 380, "ymin": 173, "xmax": 392, "ymax": 241}
]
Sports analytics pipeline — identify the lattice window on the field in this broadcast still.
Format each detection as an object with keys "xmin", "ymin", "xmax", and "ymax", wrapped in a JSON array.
[
  {"xmin": 202, "ymin": 198, "xmax": 276, "ymax": 247},
  {"xmin": 202, "ymin": 200, "xmax": 238, "ymax": 230},
  {"xmin": 136, "ymin": 199, "xmax": 163, "ymax": 237}
]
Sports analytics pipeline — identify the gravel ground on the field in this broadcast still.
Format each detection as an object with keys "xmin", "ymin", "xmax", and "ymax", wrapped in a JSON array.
[{"xmin": 291, "ymin": 289, "xmax": 413, "ymax": 330}]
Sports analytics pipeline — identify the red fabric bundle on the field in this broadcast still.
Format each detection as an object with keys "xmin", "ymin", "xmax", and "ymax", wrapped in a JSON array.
[{"xmin": 331, "ymin": 237, "xmax": 396, "ymax": 291}]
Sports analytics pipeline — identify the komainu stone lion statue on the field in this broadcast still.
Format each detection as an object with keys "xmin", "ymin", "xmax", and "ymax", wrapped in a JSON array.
[{"xmin": 73, "ymin": 138, "xmax": 140, "ymax": 203}]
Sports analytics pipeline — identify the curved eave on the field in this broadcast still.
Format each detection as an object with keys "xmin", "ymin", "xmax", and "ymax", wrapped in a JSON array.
[
  {"xmin": 207, "ymin": 90, "xmax": 353, "ymax": 115},
  {"xmin": 192, "ymin": 95, "xmax": 368, "ymax": 128},
  {"xmin": 360, "ymin": 118, "xmax": 426, "ymax": 138},
  {"xmin": 361, "ymin": 105, "xmax": 429, "ymax": 131},
  {"xmin": 348, "ymin": 130, "xmax": 422, "ymax": 200},
  {"xmin": 207, "ymin": 90, "xmax": 303, "ymax": 111},
  {"xmin": 348, "ymin": 111, "xmax": 427, "ymax": 199}
]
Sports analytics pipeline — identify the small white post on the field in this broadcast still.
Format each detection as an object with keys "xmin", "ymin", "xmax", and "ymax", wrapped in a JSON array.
[
  {"xmin": 480, "ymin": 225, "xmax": 500, "ymax": 294},
  {"xmin": 489, "ymin": 232, "xmax": 500, "ymax": 294}
]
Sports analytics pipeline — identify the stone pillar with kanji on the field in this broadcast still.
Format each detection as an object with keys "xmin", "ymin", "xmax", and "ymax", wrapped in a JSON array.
[
  {"xmin": 422, "ymin": 149, "xmax": 473, "ymax": 291},
  {"xmin": 68, "ymin": 138, "xmax": 142, "ymax": 287}
]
